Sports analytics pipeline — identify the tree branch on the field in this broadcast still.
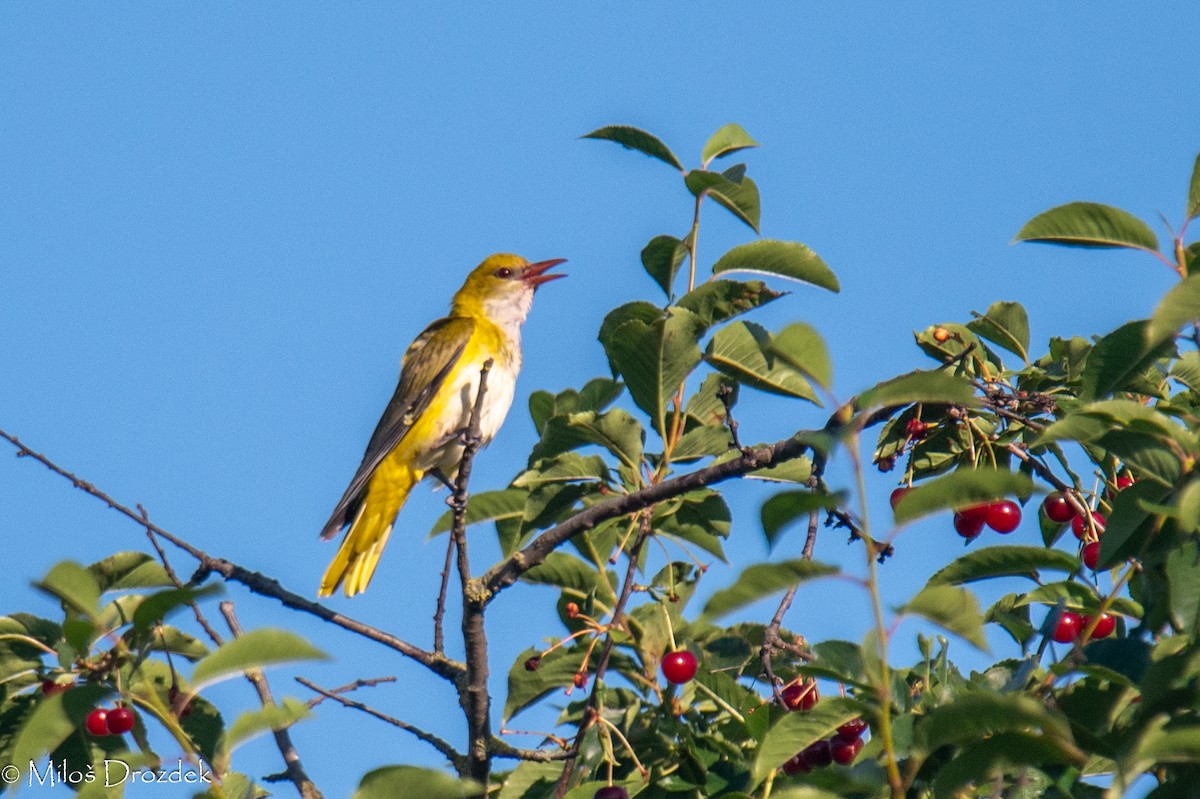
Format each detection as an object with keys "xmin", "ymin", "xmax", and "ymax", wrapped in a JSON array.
[
  {"xmin": 303, "ymin": 675, "xmax": 396, "ymax": 709},
  {"xmin": 220, "ymin": 602, "xmax": 322, "ymax": 799},
  {"xmin": 0, "ymin": 428, "xmax": 465, "ymax": 683},
  {"xmin": 296, "ymin": 677, "xmax": 466, "ymax": 773},
  {"xmin": 454, "ymin": 360, "xmax": 494, "ymax": 789},
  {"xmin": 481, "ymin": 433, "xmax": 814, "ymax": 601}
]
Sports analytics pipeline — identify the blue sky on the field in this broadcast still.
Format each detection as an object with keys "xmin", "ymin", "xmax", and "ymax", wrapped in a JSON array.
[{"xmin": 2, "ymin": 5, "xmax": 1198, "ymax": 797}]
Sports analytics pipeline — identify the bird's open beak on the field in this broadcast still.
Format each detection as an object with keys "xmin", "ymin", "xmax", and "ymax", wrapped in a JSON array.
[{"xmin": 522, "ymin": 258, "xmax": 567, "ymax": 288}]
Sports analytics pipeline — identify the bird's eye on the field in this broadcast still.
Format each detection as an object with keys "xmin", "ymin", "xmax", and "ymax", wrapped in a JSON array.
[{"xmin": 494, "ymin": 267, "xmax": 513, "ymax": 279}]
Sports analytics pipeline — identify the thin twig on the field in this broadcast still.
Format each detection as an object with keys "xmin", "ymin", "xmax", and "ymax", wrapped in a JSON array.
[
  {"xmin": 303, "ymin": 676, "xmax": 397, "ymax": 709},
  {"xmin": 0, "ymin": 428, "xmax": 465, "ymax": 683},
  {"xmin": 296, "ymin": 677, "xmax": 466, "ymax": 772},
  {"xmin": 220, "ymin": 602, "xmax": 322, "ymax": 799},
  {"xmin": 553, "ymin": 515, "xmax": 652, "ymax": 799},
  {"xmin": 760, "ymin": 510, "xmax": 820, "ymax": 703},
  {"xmin": 139, "ymin": 504, "xmax": 225, "ymax": 647}
]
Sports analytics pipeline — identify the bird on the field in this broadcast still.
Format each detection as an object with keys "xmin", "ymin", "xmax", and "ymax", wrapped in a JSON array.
[{"xmin": 317, "ymin": 253, "xmax": 566, "ymax": 597}]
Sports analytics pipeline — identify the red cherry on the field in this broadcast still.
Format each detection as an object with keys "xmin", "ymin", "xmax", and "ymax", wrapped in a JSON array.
[
  {"xmin": 953, "ymin": 510, "xmax": 985, "ymax": 539},
  {"xmin": 565, "ymin": 602, "xmax": 580, "ymax": 619},
  {"xmin": 889, "ymin": 487, "xmax": 911, "ymax": 510},
  {"xmin": 41, "ymin": 679, "xmax": 70, "ymax": 697},
  {"xmin": 1042, "ymin": 492, "xmax": 1077, "ymax": 524},
  {"xmin": 831, "ymin": 735, "xmax": 864, "ymax": 765},
  {"xmin": 781, "ymin": 752, "xmax": 811, "ymax": 775},
  {"xmin": 837, "ymin": 718, "xmax": 868, "ymax": 739},
  {"xmin": 594, "ymin": 788, "xmax": 630, "ymax": 799},
  {"xmin": 85, "ymin": 709, "xmax": 110, "ymax": 736},
  {"xmin": 801, "ymin": 739, "xmax": 833, "ymax": 768},
  {"xmin": 1086, "ymin": 612, "xmax": 1116, "ymax": 639},
  {"xmin": 661, "ymin": 650, "xmax": 698, "ymax": 684},
  {"xmin": 106, "ymin": 706, "xmax": 135, "ymax": 735},
  {"xmin": 1082, "ymin": 541, "xmax": 1101, "ymax": 570},
  {"xmin": 985, "ymin": 500, "xmax": 1022, "ymax": 534},
  {"xmin": 1071, "ymin": 512, "xmax": 1105, "ymax": 540},
  {"xmin": 573, "ymin": 672, "xmax": 588, "ymax": 689},
  {"xmin": 1051, "ymin": 610, "xmax": 1083, "ymax": 644},
  {"xmin": 1116, "ymin": 476, "xmax": 1135, "ymax": 490},
  {"xmin": 780, "ymin": 681, "xmax": 819, "ymax": 711},
  {"xmin": 904, "ymin": 419, "xmax": 929, "ymax": 439}
]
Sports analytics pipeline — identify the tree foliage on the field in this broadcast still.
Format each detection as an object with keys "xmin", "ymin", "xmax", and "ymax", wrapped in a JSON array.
[{"xmin": 3, "ymin": 123, "xmax": 1200, "ymax": 799}]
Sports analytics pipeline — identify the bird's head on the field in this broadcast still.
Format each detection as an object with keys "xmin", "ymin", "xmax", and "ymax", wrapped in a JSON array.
[{"xmin": 452, "ymin": 253, "xmax": 566, "ymax": 328}]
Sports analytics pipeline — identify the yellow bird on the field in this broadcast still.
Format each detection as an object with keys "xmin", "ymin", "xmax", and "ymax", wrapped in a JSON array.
[{"xmin": 318, "ymin": 253, "xmax": 566, "ymax": 597}]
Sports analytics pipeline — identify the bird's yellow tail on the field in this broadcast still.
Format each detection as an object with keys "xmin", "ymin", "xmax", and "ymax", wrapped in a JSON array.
[{"xmin": 319, "ymin": 464, "xmax": 421, "ymax": 597}]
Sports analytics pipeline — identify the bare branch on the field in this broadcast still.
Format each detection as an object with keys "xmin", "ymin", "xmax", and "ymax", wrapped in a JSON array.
[
  {"xmin": 0, "ymin": 428, "xmax": 465, "ymax": 683},
  {"xmin": 303, "ymin": 675, "xmax": 397, "ymax": 709},
  {"xmin": 454, "ymin": 359, "xmax": 495, "ymax": 788},
  {"xmin": 296, "ymin": 677, "xmax": 466, "ymax": 772},
  {"xmin": 220, "ymin": 602, "xmax": 322, "ymax": 799}
]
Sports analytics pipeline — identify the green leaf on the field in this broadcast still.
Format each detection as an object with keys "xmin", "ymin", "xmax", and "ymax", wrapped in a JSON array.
[
  {"xmin": 676, "ymin": 279, "xmax": 784, "ymax": 330},
  {"xmin": 223, "ymin": 697, "xmax": 311, "ymax": 756},
  {"xmin": 899, "ymin": 584, "xmax": 989, "ymax": 651},
  {"xmin": 522, "ymin": 552, "xmax": 605, "ymax": 594},
  {"xmin": 711, "ymin": 239, "xmax": 839, "ymax": 292},
  {"xmin": 1188, "ymin": 152, "xmax": 1200, "ymax": 221},
  {"xmin": 751, "ymin": 697, "xmax": 865, "ymax": 787},
  {"xmin": 701, "ymin": 559, "xmax": 837, "ymax": 620},
  {"xmin": 1170, "ymin": 351, "xmax": 1200, "ymax": 391},
  {"xmin": 641, "ymin": 235, "xmax": 688, "ymax": 297},
  {"xmin": 581, "ymin": 125, "xmax": 683, "ymax": 171},
  {"xmin": 701, "ymin": 122, "xmax": 759, "ymax": 166},
  {"xmin": 605, "ymin": 307, "xmax": 704, "ymax": 435},
  {"xmin": 191, "ymin": 629, "xmax": 327, "ymax": 690},
  {"xmin": 513, "ymin": 453, "xmax": 611, "ymax": 488},
  {"xmin": 913, "ymin": 691, "xmax": 1075, "ymax": 755},
  {"xmin": 35, "ymin": 561, "xmax": 101, "ymax": 617},
  {"xmin": 598, "ymin": 301, "xmax": 663, "ymax": 375},
  {"xmin": 1098, "ymin": 479, "xmax": 1172, "ymax": 567},
  {"xmin": 1014, "ymin": 201, "xmax": 1159, "ymax": 252},
  {"xmin": 504, "ymin": 646, "xmax": 586, "ymax": 722},
  {"xmin": 430, "ymin": 488, "xmax": 527, "ymax": 536},
  {"xmin": 531, "ymin": 409, "xmax": 645, "ymax": 472},
  {"xmin": 927, "ymin": 545, "xmax": 1079, "ymax": 586},
  {"xmin": 1078, "ymin": 319, "xmax": 1175, "ymax": 401},
  {"xmin": 767, "ymin": 322, "xmax": 833, "ymax": 391},
  {"xmin": 930, "ymin": 731, "xmax": 1084, "ymax": 799},
  {"xmin": 705, "ymin": 321, "xmax": 820, "ymax": 403},
  {"xmin": 892, "ymin": 468, "xmax": 1035, "ymax": 524},
  {"xmin": 656, "ymin": 490, "xmax": 732, "ymax": 561},
  {"xmin": 760, "ymin": 490, "xmax": 846, "ymax": 549},
  {"xmin": 131, "ymin": 584, "xmax": 222, "ymax": 631},
  {"xmin": 685, "ymin": 167, "xmax": 762, "ymax": 233},
  {"xmin": 352, "ymin": 765, "xmax": 481, "ymax": 799},
  {"xmin": 1167, "ymin": 539, "xmax": 1200, "ymax": 639},
  {"xmin": 858, "ymin": 369, "xmax": 977, "ymax": 410},
  {"xmin": 670, "ymin": 424, "xmax": 733, "ymax": 463},
  {"xmin": 87, "ymin": 551, "xmax": 174, "ymax": 591},
  {"xmin": 1149, "ymin": 273, "xmax": 1200, "ymax": 343},
  {"xmin": 967, "ymin": 301, "xmax": 1030, "ymax": 363}
]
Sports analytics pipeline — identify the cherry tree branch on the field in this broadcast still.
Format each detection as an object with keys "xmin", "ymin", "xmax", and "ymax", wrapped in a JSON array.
[
  {"xmin": 220, "ymin": 602, "xmax": 323, "ymax": 799},
  {"xmin": 296, "ymin": 677, "xmax": 466, "ymax": 772},
  {"xmin": 0, "ymin": 428, "xmax": 465, "ymax": 683},
  {"xmin": 479, "ymin": 433, "xmax": 816, "ymax": 601},
  {"xmin": 453, "ymin": 360, "xmax": 495, "ymax": 788}
]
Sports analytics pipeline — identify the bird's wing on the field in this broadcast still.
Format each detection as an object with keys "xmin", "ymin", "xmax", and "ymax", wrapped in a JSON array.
[{"xmin": 319, "ymin": 316, "xmax": 476, "ymax": 540}]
